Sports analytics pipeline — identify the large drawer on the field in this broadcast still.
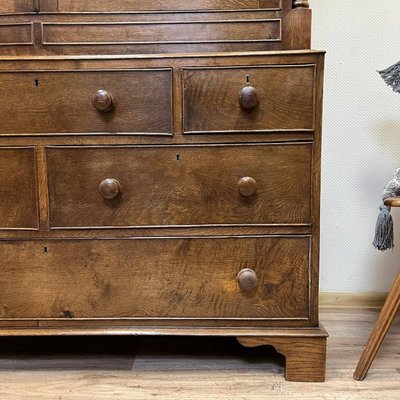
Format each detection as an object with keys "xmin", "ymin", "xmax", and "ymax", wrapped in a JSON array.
[
  {"xmin": 0, "ymin": 147, "xmax": 38, "ymax": 230},
  {"xmin": 46, "ymin": 143, "xmax": 312, "ymax": 229},
  {"xmin": 0, "ymin": 236, "xmax": 310, "ymax": 321},
  {"xmin": 0, "ymin": 69, "xmax": 172, "ymax": 135},
  {"xmin": 183, "ymin": 65, "xmax": 315, "ymax": 133}
]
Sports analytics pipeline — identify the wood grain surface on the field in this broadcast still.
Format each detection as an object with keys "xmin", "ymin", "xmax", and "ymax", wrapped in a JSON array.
[
  {"xmin": 42, "ymin": 20, "xmax": 281, "ymax": 45},
  {"xmin": 0, "ymin": 69, "xmax": 172, "ymax": 135},
  {"xmin": 0, "ymin": 147, "xmax": 38, "ymax": 229},
  {"xmin": 183, "ymin": 65, "xmax": 315, "ymax": 133},
  {"xmin": 0, "ymin": 23, "xmax": 33, "ymax": 45},
  {"xmin": 0, "ymin": 236, "xmax": 310, "ymax": 320},
  {"xmin": 46, "ymin": 143, "xmax": 312, "ymax": 228},
  {"xmin": 0, "ymin": 0, "xmax": 324, "ymax": 382},
  {"xmin": 238, "ymin": 333, "xmax": 327, "ymax": 382},
  {"xmin": 49, "ymin": 0, "xmax": 275, "ymax": 12},
  {"xmin": 0, "ymin": 0, "xmax": 35, "ymax": 13}
]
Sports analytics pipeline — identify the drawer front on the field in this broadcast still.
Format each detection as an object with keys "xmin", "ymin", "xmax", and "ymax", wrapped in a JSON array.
[
  {"xmin": 183, "ymin": 65, "xmax": 315, "ymax": 133},
  {"xmin": 0, "ymin": 23, "xmax": 34, "ymax": 46},
  {"xmin": 42, "ymin": 20, "xmax": 280, "ymax": 47},
  {"xmin": 0, "ymin": 237, "xmax": 310, "ymax": 320},
  {"xmin": 46, "ymin": 144, "xmax": 312, "ymax": 228},
  {"xmin": 0, "ymin": 0, "xmax": 35, "ymax": 13},
  {"xmin": 0, "ymin": 69, "xmax": 172, "ymax": 135},
  {"xmin": 0, "ymin": 147, "xmax": 38, "ymax": 229},
  {"xmin": 43, "ymin": 0, "xmax": 281, "ymax": 12}
]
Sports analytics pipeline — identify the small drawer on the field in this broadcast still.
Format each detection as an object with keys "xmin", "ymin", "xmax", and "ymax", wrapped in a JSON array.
[
  {"xmin": 183, "ymin": 65, "xmax": 315, "ymax": 134},
  {"xmin": 0, "ymin": 69, "xmax": 172, "ymax": 135},
  {"xmin": 0, "ymin": 147, "xmax": 38, "ymax": 229},
  {"xmin": 46, "ymin": 143, "xmax": 312, "ymax": 229},
  {"xmin": 0, "ymin": 0, "xmax": 35, "ymax": 13},
  {"xmin": 0, "ymin": 23, "xmax": 34, "ymax": 46},
  {"xmin": 43, "ymin": 0, "xmax": 275, "ymax": 12},
  {"xmin": 0, "ymin": 236, "xmax": 310, "ymax": 321}
]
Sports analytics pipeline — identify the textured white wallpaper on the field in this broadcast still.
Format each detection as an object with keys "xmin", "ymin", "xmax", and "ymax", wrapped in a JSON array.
[{"xmin": 312, "ymin": 0, "xmax": 400, "ymax": 292}]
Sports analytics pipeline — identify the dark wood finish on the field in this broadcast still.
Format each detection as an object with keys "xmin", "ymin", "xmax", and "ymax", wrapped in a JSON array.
[
  {"xmin": 0, "ymin": 23, "xmax": 34, "ymax": 46},
  {"xmin": 46, "ymin": 0, "xmax": 273, "ymax": 12},
  {"xmin": 0, "ymin": 0, "xmax": 325, "ymax": 382},
  {"xmin": 384, "ymin": 197, "xmax": 400, "ymax": 207},
  {"xmin": 0, "ymin": 237, "xmax": 311, "ymax": 321},
  {"xmin": 293, "ymin": 0, "xmax": 309, "ymax": 8},
  {"xmin": 0, "ymin": 0, "xmax": 312, "ymax": 55},
  {"xmin": 0, "ymin": 147, "xmax": 38, "ymax": 229},
  {"xmin": 237, "ymin": 326, "xmax": 328, "ymax": 382},
  {"xmin": 354, "ymin": 271, "xmax": 400, "ymax": 380},
  {"xmin": 237, "ymin": 176, "xmax": 257, "ymax": 197},
  {"xmin": 42, "ymin": 20, "xmax": 281, "ymax": 46},
  {"xmin": 98, "ymin": 178, "xmax": 121, "ymax": 199},
  {"xmin": 0, "ymin": 0, "xmax": 36, "ymax": 14},
  {"xmin": 237, "ymin": 268, "xmax": 258, "ymax": 291},
  {"xmin": 183, "ymin": 65, "xmax": 315, "ymax": 133},
  {"xmin": 46, "ymin": 144, "xmax": 312, "ymax": 228},
  {"xmin": 0, "ymin": 69, "xmax": 172, "ymax": 135},
  {"xmin": 282, "ymin": 6, "xmax": 311, "ymax": 50},
  {"xmin": 239, "ymin": 86, "xmax": 260, "ymax": 110},
  {"xmin": 92, "ymin": 89, "xmax": 114, "ymax": 113}
]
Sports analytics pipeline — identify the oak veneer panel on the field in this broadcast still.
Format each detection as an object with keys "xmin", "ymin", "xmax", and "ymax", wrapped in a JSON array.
[
  {"xmin": 0, "ymin": 237, "xmax": 310, "ymax": 320},
  {"xmin": 0, "ymin": 0, "xmax": 35, "ymax": 14},
  {"xmin": 0, "ymin": 147, "xmax": 38, "ymax": 229},
  {"xmin": 50, "ymin": 0, "xmax": 279, "ymax": 12},
  {"xmin": 42, "ymin": 20, "xmax": 281, "ymax": 45},
  {"xmin": 46, "ymin": 143, "xmax": 312, "ymax": 228},
  {"xmin": 0, "ymin": 23, "xmax": 33, "ymax": 45},
  {"xmin": 0, "ymin": 69, "xmax": 172, "ymax": 135},
  {"xmin": 183, "ymin": 65, "xmax": 315, "ymax": 133}
]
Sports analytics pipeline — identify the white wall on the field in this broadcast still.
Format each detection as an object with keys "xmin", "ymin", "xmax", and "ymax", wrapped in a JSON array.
[{"xmin": 311, "ymin": 0, "xmax": 400, "ymax": 292}]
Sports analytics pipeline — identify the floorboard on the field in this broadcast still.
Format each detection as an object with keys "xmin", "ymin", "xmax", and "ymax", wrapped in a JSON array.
[{"xmin": 0, "ymin": 308, "xmax": 398, "ymax": 399}]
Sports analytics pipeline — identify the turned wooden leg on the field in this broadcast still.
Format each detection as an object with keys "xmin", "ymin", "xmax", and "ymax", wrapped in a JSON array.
[
  {"xmin": 237, "ymin": 331, "xmax": 327, "ymax": 382},
  {"xmin": 354, "ymin": 272, "xmax": 400, "ymax": 381}
]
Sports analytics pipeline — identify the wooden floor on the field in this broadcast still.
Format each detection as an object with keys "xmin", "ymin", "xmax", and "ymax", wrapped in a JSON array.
[{"xmin": 0, "ymin": 308, "xmax": 398, "ymax": 399}]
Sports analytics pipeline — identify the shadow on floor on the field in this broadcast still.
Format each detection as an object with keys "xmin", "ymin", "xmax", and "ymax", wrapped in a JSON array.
[{"xmin": 0, "ymin": 336, "xmax": 285, "ymax": 372}]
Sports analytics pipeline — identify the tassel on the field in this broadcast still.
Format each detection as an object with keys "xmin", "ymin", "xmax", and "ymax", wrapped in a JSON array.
[
  {"xmin": 378, "ymin": 61, "xmax": 400, "ymax": 94},
  {"xmin": 373, "ymin": 204, "xmax": 394, "ymax": 251}
]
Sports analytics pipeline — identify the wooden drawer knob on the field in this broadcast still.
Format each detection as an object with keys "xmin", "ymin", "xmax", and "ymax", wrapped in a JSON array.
[
  {"xmin": 237, "ymin": 268, "xmax": 258, "ymax": 291},
  {"xmin": 92, "ymin": 90, "xmax": 114, "ymax": 112},
  {"xmin": 99, "ymin": 178, "xmax": 121, "ymax": 199},
  {"xmin": 238, "ymin": 176, "xmax": 257, "ymax": 197},
  {"xmin": 239, "ymin": 86, "xmax": 260, "ymax": 109}
]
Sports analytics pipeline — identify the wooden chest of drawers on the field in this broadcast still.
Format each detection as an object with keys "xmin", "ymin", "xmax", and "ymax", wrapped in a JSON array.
[{"xmin": 0, "ymin": 0, "xmax": 327, "ymax": 382}]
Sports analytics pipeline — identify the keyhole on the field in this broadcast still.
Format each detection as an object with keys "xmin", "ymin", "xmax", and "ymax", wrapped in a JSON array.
[
  {"xmin": 246, "ymin": 75, "xmax": 250, "ymax": 84},
  {"xmin": 44, "ymin": 246, "xmax": 48, "ymax": 253},
  {"xmin": 176, "ymin": 154, "xmax": 180, "ymax": 161},
  {"xmin": 35, "ymin": 79, "xmax": 40, "ymax": 87}
]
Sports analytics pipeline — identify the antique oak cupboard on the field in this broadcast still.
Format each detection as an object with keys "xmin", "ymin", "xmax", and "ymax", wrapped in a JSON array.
[{"xmin": 0, "ymin": 0, "xmax": 327, "ymax": 382}]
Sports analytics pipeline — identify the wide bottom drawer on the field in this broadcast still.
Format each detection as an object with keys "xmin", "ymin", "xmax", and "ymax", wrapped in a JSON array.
[{"xmin": 0, "ymin": 237, "xmax": 311, "ymax": 322}]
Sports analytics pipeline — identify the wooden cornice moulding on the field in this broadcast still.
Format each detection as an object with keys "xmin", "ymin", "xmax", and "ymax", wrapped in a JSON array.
[{"xmin": 293, "ymin": 0, "xmax": 310, "ymax": 9}]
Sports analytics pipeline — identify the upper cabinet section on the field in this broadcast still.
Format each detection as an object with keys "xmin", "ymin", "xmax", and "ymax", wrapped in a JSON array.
[{"xmin": 0, "ymin": 0, "xmax": 311, "ymax": 55}]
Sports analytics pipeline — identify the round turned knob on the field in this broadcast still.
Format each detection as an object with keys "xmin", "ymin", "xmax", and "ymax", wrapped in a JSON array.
[
  {"xmin": 237, "ymin": 268, "xmax": 258, "ymax": 292},
  {"xmin": 92, "ymin": 90, "xmax": 114, "ymax": 112},
  {"xmin": 239, "ymin": 86, "xmax": 260, "ymax": 109},
  {"xmin": 238, "ymin": 176, "xmax": 257, "ymax": 197},
  {"xmin": 99, "ymin": 178, "xmax": 121, "ymax": 199}
]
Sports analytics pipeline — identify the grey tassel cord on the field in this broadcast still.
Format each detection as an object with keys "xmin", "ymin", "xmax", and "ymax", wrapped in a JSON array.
[
  {"xmin": 372, "ymin": 64, "xmax": 400, "ymax": 250},
  {"xmin": 373, "ymin": 168, "xmax": 400, "ymax": 251},
  {"xmin": 378, "ymin": 61, "xmax": 400, "ymax": 94},
  {"xmin": 373, "ymin": 204, "xmax": 394, "ymax": 251}
]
